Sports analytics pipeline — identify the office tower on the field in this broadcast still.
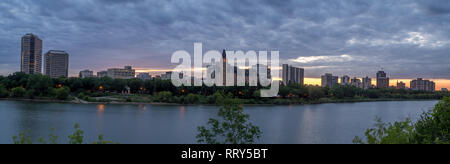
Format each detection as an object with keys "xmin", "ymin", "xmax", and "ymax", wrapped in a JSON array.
[
  {"xmin": 396, "ymin": 81, "xmax": 406, "ymax": 90},
  {"xmin": 44, "ymin": 50, "xmax": 69, "ymax": 78},
  {"xmin": 106, "ymin": 66, "xmax": 135, "ymax": 79},
  {"xmin": 321, "ymin": 73, "xmax": 338, "ymax": 88},
  {"xmin": 410, "ymin": 78, "xmax": 435, "ymax": 92},
  {"xmin": 351, "ymin": 77, "xmax": 362, "ymax": 88},
  {"xmin": 376, "ymin": 71, "xmax": 390, "ymax": 88},
  {"xmin": 362, "ymin": 76, "xmax": 372, "ymax": 89},
  {"xmin": 341, "ymin": 75, "xmax": 350, "ymax": 85},
  {"xmin": 79, "ymin": 70, "xmax": 94, "ymax": 78},
  {"xmin": 137, "ymin": 73, "xmax": 152, "ymax": 81},
  {"xmin": 282, "ymin": 64, "xmax": 305, "ymax": 86},
  {"xmin": 21, "ymin": 33, "xmax": 43, "ymax": 74}
]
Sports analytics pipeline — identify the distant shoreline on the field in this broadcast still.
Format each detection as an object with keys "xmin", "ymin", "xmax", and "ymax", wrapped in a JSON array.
[{"xmin": 0, "ymin": 97, "xmax": 440, "ymax": 106}]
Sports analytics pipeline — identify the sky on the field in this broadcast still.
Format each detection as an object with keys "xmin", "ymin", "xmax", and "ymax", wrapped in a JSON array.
[{"xmin": 0, "ymin": 0, "xmax": 449, "ymax": 89}]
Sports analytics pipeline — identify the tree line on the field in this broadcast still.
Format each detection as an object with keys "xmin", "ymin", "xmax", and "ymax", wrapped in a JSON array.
[{"xmin": 0, "ymin": 72, "xmax": 448, "ymax": 104}]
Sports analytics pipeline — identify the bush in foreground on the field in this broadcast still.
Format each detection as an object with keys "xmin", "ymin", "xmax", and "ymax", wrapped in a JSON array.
[{"xmin": 353, "ymin": 97, "xmax": 450, "ymax": 144}]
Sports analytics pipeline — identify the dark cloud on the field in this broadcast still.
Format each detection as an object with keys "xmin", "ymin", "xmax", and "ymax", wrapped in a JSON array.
[{"xmin": 0, "ymin": 0, "xmax": 449, "ymax": 79}]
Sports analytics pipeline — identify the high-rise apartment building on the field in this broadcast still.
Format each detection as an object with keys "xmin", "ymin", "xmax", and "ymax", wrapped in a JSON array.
[
  {"xmin": 321, "ymin": 73, "xmax": 338, "ymax": 88},
  {"xmin": 411, "ymin": 78, "xmax": 435, "ymax": 92},
  {"xmin": 351, "ymin": 77, "xmax": 362, "ymax": 88},
  {"xmin": 282, "ymin": 64, "xmax": 305, "ymax": 86},
  {"xmin": 21, "ymin": 33, "xmax": 43, "ymax": 74},
  {"xmin": 362, "ymin": 76, "xmax": 372, "ymax": 89},
  {"xmin": 376, "ymin": 71, "xmax": 390, "ymax": 88},
  {"xmin": 44, "ymin": 50, "xmax": 69, "ymax": 78},
  {"xmin": 341, "ymin": 75, "xmax": 350, "ymax": 85}
]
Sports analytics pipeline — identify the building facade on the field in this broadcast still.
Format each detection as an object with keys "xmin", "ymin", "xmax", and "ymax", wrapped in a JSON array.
[
  {"xmin": 396, "ymin": 81, "xmax": 406, "ymax": 90},
  {"xmin": 282, "ymin": 64, "xmax": 305, "ymax": 86},
  {"xmin": 362, "ymin": 76, "xmax": 372, "ymax": 89},
  {"xmin": 351, "ymin": 77, "xmax": 362, "ymax": 88},
  {"xmin": 97, "ymin": 71, "xmax": 108, "ymax": 78},
  {"xmin": 21, "ymin": 33, "xmax": 43, "ymax": 74},
  {"xmin": 137, "ymin": 73, "xmax": 152, "ymax": 81},
  {"xmin": 376, "ymin": 71, "xmax": 390, "ymax": 88},
  {"xmin": 410, "ymin": 78, "xmax": 435, "ymax": 92},
  {"xmin": 341, "ymin": 75, "xmax": 350, "ymax": 85},
  {"xmin": 443, "ymin": 88, "xmax": 448, "ymax": 92},
  {"xmin": 321, "ymin": 73, "xmax": 338, "ymax": 88},
  {"xmin": 106, "ymin": 66, "xmax": 135, "ymax": 79},
  {"xmin": 44, "ymin": 50, "xmax": 69, "ymax": 78},
  {"xmin": 79, "ymin": 70, "xmax": 94, "ymax": 78}
]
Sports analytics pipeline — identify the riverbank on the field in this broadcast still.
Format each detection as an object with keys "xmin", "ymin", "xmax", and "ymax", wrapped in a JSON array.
[{"xmin": 0, "ymin": 97, "xmax": 440, "ymax": 106}]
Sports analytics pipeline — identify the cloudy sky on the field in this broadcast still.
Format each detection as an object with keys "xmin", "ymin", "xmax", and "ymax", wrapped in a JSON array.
[{"xmin": 1, "ymin": 0, "xmax": 449, "ymax": 86}]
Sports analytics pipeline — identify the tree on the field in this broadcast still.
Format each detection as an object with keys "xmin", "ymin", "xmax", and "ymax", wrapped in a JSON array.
[
  {"xmin": 279, "ymin": 86, "xmax": 290, "ymax": 98},
  {"xmin": 413, "ymin": 97, "xmax": 450, "ymax": 144},
  {"xmin": 352, "ymin": 117, "xmax": 415, "ymax": 144},
  {"xmin": 197, "ymin": 95, "xmax": 262, "ymax": 144},
  {"xmin": 186, "ymin": 93, "xmax": 200, "ymax": 104},
  {"xmin": 308, "ymin": 86, "xmax": 325, "ymax": 100},
  {"xmin": 128, "ymin": 78, "xmax": 144, "ymax": 93},
  {"xmin": 354, "ymin": 97, "xmax": 450, "ymax": 144},
  {"xmin": 0, "ymin": 84, "xmax": 9, "ymax": 98},
  {"xmin": 55, "ymin": 87, "xmax": 70, "ymax": 100},
  {"xmin": 11, "ymin": 87, "xmax": 26, "ymax": 98},
  {"xmin": 26, "ymin": 74, "xmax": 53, "ymax": 96}
]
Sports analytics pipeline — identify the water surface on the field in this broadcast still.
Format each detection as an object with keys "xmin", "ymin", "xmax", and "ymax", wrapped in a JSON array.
[{"xmin": 0, "ymin": 100, "xmax": 438, "ymax": 144}]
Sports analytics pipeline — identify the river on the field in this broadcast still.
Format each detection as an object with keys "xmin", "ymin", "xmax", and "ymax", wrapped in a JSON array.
[{"xmin": 0, "ymin": 100, "xmax": 438, "ymax": 144}]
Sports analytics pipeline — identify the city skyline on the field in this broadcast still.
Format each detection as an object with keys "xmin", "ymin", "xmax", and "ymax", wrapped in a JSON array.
[{"xmin": 0, "ymin": 0, "xmax": 449, "ymax": 89}]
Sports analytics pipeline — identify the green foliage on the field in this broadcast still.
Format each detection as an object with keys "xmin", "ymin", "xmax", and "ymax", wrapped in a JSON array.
[
  {"xmin": 186, "ymin": 93, "xmax": 200, "ymax": 104},
  {"xmin": 354, "ymin": 97, "xmax": 450, "ymax": 144},
  {"xmin": 197, "ymin": 94, "xmax": 262, "ymax": 144},
  {"xmin": 11, "ymin": 87, "xmax": 26, "ymax": 98},
  {"xmin": 308, "ymin": 86, "xmax": 325, "ymax": 100},
  {"xmin": 68, "ymin": 123, "xmax": 84, "ymax": 144},
  {"xmin": 13, "ymin": 124, "xmax": 115, "ymax": 144},
  {"xmin": 54, "ymin": 86, "xmax": 70, "ymax": 100},
  {"xmin": 414, "ymin": 97, "xmax": 450, "ymax": 144},
  {"xmin": 0, "ymin": 84, "xmax": 9, "ymax": 98},
  {"xmin": 12, "ymin": 129, "xmax": 33, "ymax": 144},
  {"xmin": 154, "ymin": 91, "xmax": 173, "ymax": 103},
  {"xmin": 279, "ymin": 86, "xmax": 290, "ymax": 98},
  {"xmin": 26, "ymin": 74, "xmax": 53, "ymax": 96},
  {"xmin": 353, "ymin": 117, "xmax": 415, "ymax": 144}
]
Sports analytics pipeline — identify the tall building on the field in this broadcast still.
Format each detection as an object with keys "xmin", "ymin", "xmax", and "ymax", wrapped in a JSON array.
[
  {"xmin": 162, "ymin": 71, "xmax": 172, "ymax": 80},
  {"xmin": 282, "ymin": 64, "xmax": 305, "ymax": 86},
  {"xmin": 411, "ymin": 78, "xmax": 435, "ymax": 92},
  {"xmin": 44, "ymin": 50, "xmax": 69, "ymax": 78},
  {"xmin": 321, "ymin": 73, "xmax": 338, "ymax": 88},
  {"xmin": 106, "ymin": 66, "xmax": 135, "ymax": 79},
  {"xmin": 21, "ymin": 33, "xmax": 43, "ymax": 74},
  {"xmin": 97, "ymin": 71, "xmax": 108, "ymax": 78},
  {"xmin": 137, "ymin": 73, "xmax": 152, "ymax": 81},
  {"xmin": 362, "ymin": 76, "xmax": 372, "ymax": 89},
  {"xmin": 396, "ymin": 81, "xmax": 406, "ymax": 90},
  {"xmin": 79, "ymin": 70, "xmax": 94, "ymax": 78},
  {"xmin": 376, "ymin": 71, "xmax": 390, "ymax": 88},
  {"xmin": 341, "ymin": 75, "xmax": 350, "ymax": 85},
  {"xmin": 351, "ymin": 77, "xmax": 362, "ymax": 88}
]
